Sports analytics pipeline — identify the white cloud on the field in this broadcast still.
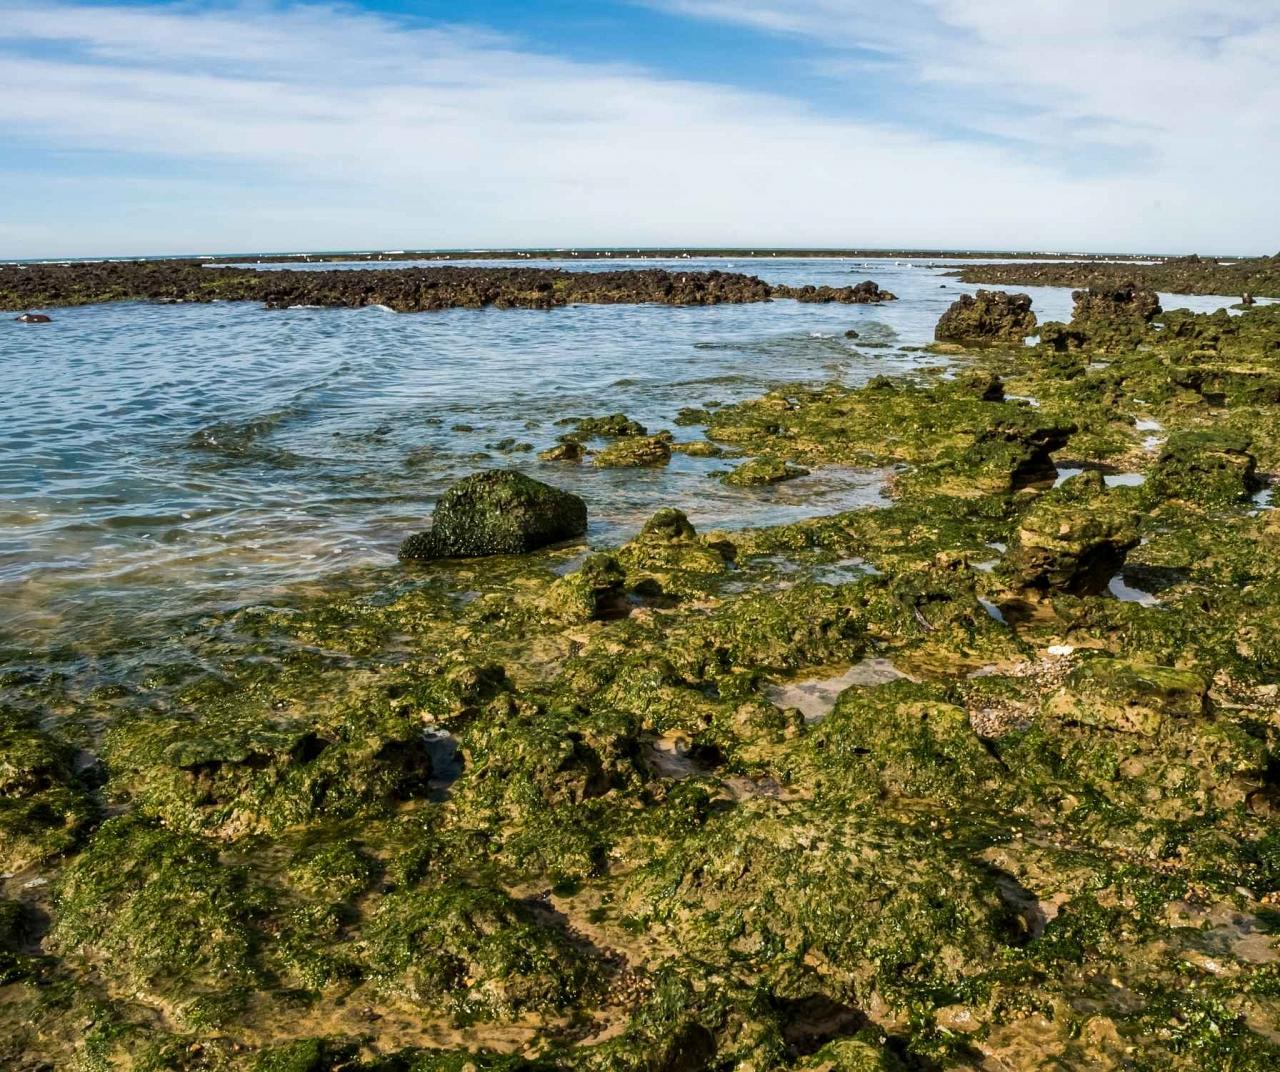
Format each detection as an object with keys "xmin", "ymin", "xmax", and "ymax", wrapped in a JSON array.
[{"xmin": 0, "ymin": 0, "xmax": 1274, "ymax": 257}]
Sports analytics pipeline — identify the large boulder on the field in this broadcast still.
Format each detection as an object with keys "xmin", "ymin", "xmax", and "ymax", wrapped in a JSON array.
[
  {"xmin": 934, "ymin": 290, "xmax": 1036, "ymax": 344},
  {"xmin": 400, "ymin": 470, "xmax": 587, "ymax": 559}
]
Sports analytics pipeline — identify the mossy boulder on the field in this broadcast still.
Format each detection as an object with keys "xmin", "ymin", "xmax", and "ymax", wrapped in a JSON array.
[
  {"xmin": 1148, "ymin": 430, "xmax": 1260, "ymax": 506},
  {"xmin": 592, "ymin": 435, "xmax": 672, "ymax": 468},
  {"xmin": 400, "ymin": 470, "xmax": 587, "ymax": 559},
  {"xmin": 934, "ymin": 290, "xmax": 1036, "ymax": 344},
  {"xmin": 641, "ymin": 507, "xmax": 698, "ymax": 543},
  {"xmin": 1003, "ymin": 472, "xmax": 1141, "ymax": 594},
  {"xmin": 721, "ymin": 457, "xmax": 810, "ymax": 486},
  {"xmin": 0, "ymin": 706, "xmax": 95, "ymax": 871}
]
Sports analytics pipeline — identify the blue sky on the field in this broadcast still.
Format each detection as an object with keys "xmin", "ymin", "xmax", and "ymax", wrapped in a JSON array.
[{"xmin": 1, "ymin": 1, "xmax": 1277, "ymax": 258}]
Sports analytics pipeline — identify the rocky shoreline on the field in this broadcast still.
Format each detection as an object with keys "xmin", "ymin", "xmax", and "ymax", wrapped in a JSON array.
[
  {"xmin": 3, "ymin": 286, "xmax": 1280, "ymax": 1070},
  {"xmin": 954, "ymin": 253, "xmax": 1280, "ymax": 299},
  {"xmin": 0, "ymin": 261, "xmax": 895, "ymax": 313}
]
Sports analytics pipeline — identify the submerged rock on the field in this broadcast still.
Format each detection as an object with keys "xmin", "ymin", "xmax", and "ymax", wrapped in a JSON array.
[
  {"xmin": 1003, "ymin": 472, "xmax": 1141, "ymax": 594},
  {"xmin": 934, "ymin": 290, "xmax": 1037, "ymax": 344},
  {"xmin": 592, "ymin": 435, "xmax": 672, "ymax": 468},
  {"xmin": 570, "ymin": 413, "xmax": 647, "ymax": 438},
  {"xmin": 721, "ymin": 457, "xmax": 810, "ymax": 486},
  {"xmin": 400, "ymin": 470, "xmax": 587, "ymax": 559}
]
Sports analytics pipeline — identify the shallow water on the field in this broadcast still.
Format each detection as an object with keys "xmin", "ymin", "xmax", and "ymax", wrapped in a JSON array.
[{"xmin": 0, "ymin": 257, "xmax": 1245, "ymax": 653}]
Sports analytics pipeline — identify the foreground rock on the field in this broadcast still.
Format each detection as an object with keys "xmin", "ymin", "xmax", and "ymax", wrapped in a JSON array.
[
  {"xmin": 934, "ymin": 290, "xmax": 1036, "ymax": 344},
  {"xmin": 1149, "ymin": 429, "xmax": 1260, "ymax": 505},
  {"xmin": 400, "ymin": 470, "xmax": 587, "ymax": 559}
]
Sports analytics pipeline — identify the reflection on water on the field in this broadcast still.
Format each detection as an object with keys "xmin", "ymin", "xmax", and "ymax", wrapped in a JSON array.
[{"xmin": 0, "ymin": 257, "xmax": 1246, "ymax": 655}]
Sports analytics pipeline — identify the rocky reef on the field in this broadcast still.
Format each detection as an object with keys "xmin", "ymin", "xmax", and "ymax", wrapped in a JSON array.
[
  {"xmin": 0, "ymin": 261, "xmax": 895, "ymax": 313},
  {"xmin": 955, "ymin": 253, "xmax": 1280, "ymax": 300},
  {"xmin": 3, "ymin": 294, "xmax": 1280, "ymax": 1072}
]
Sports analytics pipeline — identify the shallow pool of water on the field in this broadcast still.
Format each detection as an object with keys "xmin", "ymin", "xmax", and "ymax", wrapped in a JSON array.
[{"xmin": 0, "ymin": 257, "xmax": 1244, "ymax": 654}]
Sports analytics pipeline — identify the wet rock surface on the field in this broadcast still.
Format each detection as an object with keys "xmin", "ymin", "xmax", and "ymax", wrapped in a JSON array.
[{"xmin": 400, "ymin": 470, "xmax": 587, "ymax": 559}]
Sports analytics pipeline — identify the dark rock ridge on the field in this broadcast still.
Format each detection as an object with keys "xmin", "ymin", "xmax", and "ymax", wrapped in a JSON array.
[
  {"xmin": 934, "ymin": 290, "xmax": 1037, "ymax": 344},
  {"xmin": 771, "ymin": 279, "xmax": 896, "ymax": 303},
  {"xmin": 0, "ymin": 260, "xmax": 894, "ymax": 312},
  {"xmin": 400, "ymin": 470, "xmax": 587, "ymax": 560}
]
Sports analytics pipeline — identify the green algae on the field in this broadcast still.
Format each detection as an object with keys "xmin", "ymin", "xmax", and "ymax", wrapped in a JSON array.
[{"xmin": 6, "ymin": 300, "xmax": 1280, "ymax": 1069}]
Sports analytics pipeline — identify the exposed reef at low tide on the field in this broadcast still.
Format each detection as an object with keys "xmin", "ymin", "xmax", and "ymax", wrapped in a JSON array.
[{"xmin": 0, "ymin": 260, "xmax": 896, "ymax": 312}]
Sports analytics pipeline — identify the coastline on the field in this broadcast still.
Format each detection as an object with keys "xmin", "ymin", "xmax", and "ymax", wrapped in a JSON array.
[{"xmin": 3, "ymin": 270, "xmax": 1280, "ymax": 1068}]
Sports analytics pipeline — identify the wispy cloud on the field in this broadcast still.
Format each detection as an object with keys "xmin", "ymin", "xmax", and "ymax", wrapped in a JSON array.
[{"xmin": 0, "ymin": 1, "xmax": 1274, "ymax": 257}]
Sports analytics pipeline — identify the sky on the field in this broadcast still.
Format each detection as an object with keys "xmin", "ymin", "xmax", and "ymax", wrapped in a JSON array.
[{"xmin": 1, "ymin": 1, "xmax": 1277, "ymax": 258}]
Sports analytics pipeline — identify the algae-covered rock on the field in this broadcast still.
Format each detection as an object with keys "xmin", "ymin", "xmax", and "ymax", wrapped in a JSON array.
[
  {"xmin": 365, "ymin": 881, "xmax": 602, "ymax": 1019},
  {"xmin": 1043, "ymin": 658, "xmax": 1207, "ymax": 736},
  {"xmin": 105, "ymin": 709, "xmax": 432, "ymax": 836},
  {"xmin": 1003, "ymin": 472, "xmax": 1141, "ymax": 594},
  {"xmin": 721, "ymin": 457, "xmax": 810, "ymax": 486},
  {"xmin": 572, "ymin": 413, "xmax": 647, "ymax": 437},
  {"xmin": 954, "ymin": 369, "xmax": 1006, "ymax": 401},
  {"xmin": 542, "ymin": 552, "xmax": 627, "ymax": 622},
  {"xmin": 0, "ymin": 706, "xmax": 95, "ymax": 871},
  {"xmin": 592, "ymin": 435, "xmax": 672, "ymax": 468},
  {"xmin": 50, "ymin": 816, "xmax": 265, "ymax": 1000},
  {"xmin": 400, "ymin": 470, "xmax": 587, "ymax": 559},
  {"xmin": 1072, "ymin": 282, "xmax": 1162, "ymax": 325},
  {"xmin": 1148, "ymin": 429, "xmax": 1260, "ymax": 505},
  {"xmin": 641, "ymin": 507, "xmax": 698, "ymax": 543},
  {"xmin": 537, "ymin": 440, "xmax": 583, "ymax": 462},
  {"xmin": 934, "ymin": 289, "xmax": 1037, "ymax": 344}
]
